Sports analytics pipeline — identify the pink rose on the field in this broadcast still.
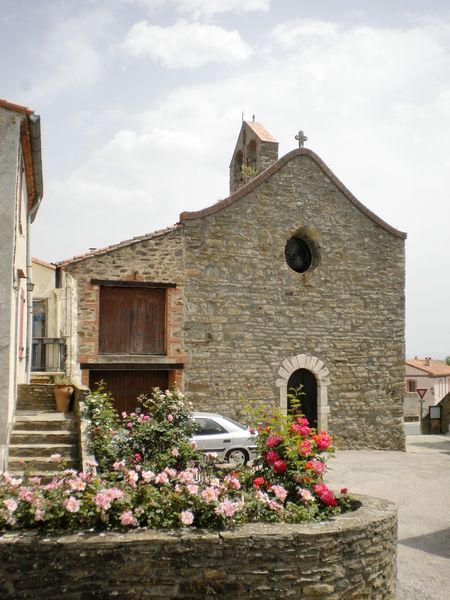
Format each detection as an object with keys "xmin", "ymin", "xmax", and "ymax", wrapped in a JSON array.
[
  {"xmin": 166, "ymin": 414, "xmax": 174, "ymax": 422},
  {"xmin": 64, "ymin": 496, "xmax": 81, "ymax": 513},
  {"xmin": 271, "ymin": 484, "xmax": 288, "ymax": 501},
  {"xmin": 215, "ymin": 499, "xmax": 238, "ymax": 518},
  {"xmin": 120, "ymin": 510, "xmax": 138, "ymax": 527},
  {"xmin": 180, "ymin": 510, "xmax": 194, "ymax": 525}
]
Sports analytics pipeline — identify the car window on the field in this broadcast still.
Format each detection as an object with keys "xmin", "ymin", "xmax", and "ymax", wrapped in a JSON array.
[
  {"xmin": 194, "ymin": 418, "xmax": 227, "ymax": 435},
  {"xmin": 223, "ymin": 417, "xmax": 247, "ymax": 430}
]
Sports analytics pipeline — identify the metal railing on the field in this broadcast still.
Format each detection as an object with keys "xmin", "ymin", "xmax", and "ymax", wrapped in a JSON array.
[{"xmin": 31, "ymin": 337, "xmax": 66, "ymax": 372}]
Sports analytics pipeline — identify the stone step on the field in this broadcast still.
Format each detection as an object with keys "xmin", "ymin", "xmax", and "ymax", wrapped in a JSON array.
[
  {"xmin": 16, "ymin": 398, "xmax": 57, "ymax": 411},
  {"xmin": 10, "ymin": 431, "xmax": 78, "ymax": 445},
  {"xmin": 7, "ymin": 457, "xmax": 80, "ymax": 474},
  {"xmin": 8, "ymin": 444, "xmax": 79, "ymax": 459},
  {"xmin": 13, "ymin": 413, "xmax": 77, "ymax": 431}
]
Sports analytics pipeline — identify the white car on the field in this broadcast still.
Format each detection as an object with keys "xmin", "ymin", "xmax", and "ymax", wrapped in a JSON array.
[{"xmin": 192, "ymin": 412, "xmax": 257, "ymax": 465}]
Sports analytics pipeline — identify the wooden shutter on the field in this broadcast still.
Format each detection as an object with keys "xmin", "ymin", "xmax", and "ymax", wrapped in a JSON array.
[{"xmin": 99, "ymin": 286, "xmax": 166, "ymax": 354}]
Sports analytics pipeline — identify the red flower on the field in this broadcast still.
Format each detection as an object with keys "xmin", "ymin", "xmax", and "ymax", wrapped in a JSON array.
[
  {"xmin": 273, "ymin": 459, "xmax": 287, "ymax": 474},
  {"xmin": 266, "ymin": 450, "xmax": 279, "ymax": 465},
  {"xmin": 265, "ymin": 435, "xmax": 283, "ymax": 448},
  {"xmin": 299, "ymin": 440, "xmax": 313, "ymax": 456},
  {"xmin": 296, "ymin": 417, "xmax": 309, "ymax": 426},
  {"xmin": 291, "ymin": 423, "xmax": 311, "ymax": 435},
  {"xmin": 313, "ymin": 432, "xmax": 332, "ymax": 450},
  {"xmin": 313, "ymin": 483, "xmax": 328, "ymax": 495},
  {"xmin": 253, "ymin": 477, "xmax": 265, "ymax": 488},
  {"xmin": 340, "ymin": 487, "xmax": 348, "ymax": 495},
  {"xmin": 305, "ymin": 459, "xmax": 326, "ymax": 475},
  {"xmin": 313, "ymin": 483, "xmax": 338, "ymax": 507},
  {"xmin": 319, "ymin": 489, "xmax": 338, "ymax": 507}
]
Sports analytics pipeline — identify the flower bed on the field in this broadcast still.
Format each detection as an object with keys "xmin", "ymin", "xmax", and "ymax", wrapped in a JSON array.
[{"xmin": 0, "ymin": 388, "xmax": 352, "ymax": 531}]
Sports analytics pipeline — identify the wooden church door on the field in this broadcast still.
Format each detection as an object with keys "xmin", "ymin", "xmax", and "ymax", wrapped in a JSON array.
[{"xmin": 287, "ymin": 368, "xmax": 318, "ymax": 428}]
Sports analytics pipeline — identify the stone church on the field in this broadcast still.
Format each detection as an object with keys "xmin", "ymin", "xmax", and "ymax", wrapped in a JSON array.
[{"xmin": 60, "ymin": 121, "xmax": 406, "ymax": 450}]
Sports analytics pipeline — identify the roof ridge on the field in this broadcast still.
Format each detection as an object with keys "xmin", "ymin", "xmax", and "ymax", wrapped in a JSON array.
[{"xmin": 180, "ymin": 148, "xmax": 407, "ymax": 239}]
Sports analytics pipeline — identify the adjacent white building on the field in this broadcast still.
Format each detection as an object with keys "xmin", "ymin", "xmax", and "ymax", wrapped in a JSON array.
[
  {"xmin": 31, "ymin": 257, "xmax": 78, "ymax": 381},
  {"xmin": 405, "ymin": 357, "xmax": 450, "ymax": 415},
  {"xmin": 0, "ymin": 99, "xmax": 43, "ymax": 469}
]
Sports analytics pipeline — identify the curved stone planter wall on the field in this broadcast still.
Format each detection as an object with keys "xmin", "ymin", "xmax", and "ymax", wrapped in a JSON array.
[{"xmin": 0, "ymin": 495, "xmax": 396, "ymax": 599}]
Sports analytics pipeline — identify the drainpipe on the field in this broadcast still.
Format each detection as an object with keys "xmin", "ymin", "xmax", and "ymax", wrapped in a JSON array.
[{"xmin": 25, "ymin": 214, "xmax": 34, "ymax": 382}]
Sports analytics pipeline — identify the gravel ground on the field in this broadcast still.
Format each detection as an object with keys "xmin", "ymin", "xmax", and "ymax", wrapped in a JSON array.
[{"xmin": 325, "ymin": 435, "xmax": 450, "ymax": 600}]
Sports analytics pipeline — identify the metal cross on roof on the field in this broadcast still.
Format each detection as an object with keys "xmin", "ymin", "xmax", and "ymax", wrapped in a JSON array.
[{"xmin": 295, "ymin": 130, "xmax": 308, "ymax": 148}]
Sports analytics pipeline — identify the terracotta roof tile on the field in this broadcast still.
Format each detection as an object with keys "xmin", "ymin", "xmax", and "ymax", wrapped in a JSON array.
[
  {"xmin": 0, "ymin": 99, "xmax": 33, "ymax": 115},
  {"xmin": 57, "ymin": 224, "xmax": 181, "ymax": 267},
  {"xmin": 406, "ymin": 358, "xmax": 450, "ymax": 377},
  {"xmin": 245, "ymin": 121, "xmax": 278, "ymax": 143}
]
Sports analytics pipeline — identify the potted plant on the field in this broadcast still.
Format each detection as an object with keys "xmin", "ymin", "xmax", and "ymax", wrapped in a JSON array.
[{"xmin": 52, "ymin": 375, "xmax": 74, "ymax": 413}]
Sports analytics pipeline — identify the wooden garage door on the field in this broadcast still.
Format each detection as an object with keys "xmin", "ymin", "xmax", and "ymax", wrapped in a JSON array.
[
  {"xmin": 99, "ymin": 286, "xmax": 166, "ymax": 355},
  {"xmin": 89, "ymin": 370, "xmax": 169, "ymax": 415}
]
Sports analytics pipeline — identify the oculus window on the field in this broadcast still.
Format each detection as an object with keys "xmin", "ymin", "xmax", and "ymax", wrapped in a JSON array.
[{"xmin": 284, "ymin": 237, "xmax": 313, "ymax": 273}]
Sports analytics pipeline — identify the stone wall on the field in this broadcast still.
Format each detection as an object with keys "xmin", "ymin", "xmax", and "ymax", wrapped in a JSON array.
[
  {"xmin": 16, "ymin": 384, "xmax": 55, "ymax": 411},
  {"xmin": 181, "ymin": 151, "xmax": 405, "ymax": 450},
  {"xmin": 0, "ymin": 495, "xmax": 397, "ymax": 599}
]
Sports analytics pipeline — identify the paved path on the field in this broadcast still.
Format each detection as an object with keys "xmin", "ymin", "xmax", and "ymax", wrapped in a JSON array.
[{"xmin": 325, "ymin": 435, "xmax": 450, "ymax": 600}]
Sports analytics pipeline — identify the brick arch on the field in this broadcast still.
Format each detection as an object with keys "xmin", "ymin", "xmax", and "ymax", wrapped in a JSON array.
[{"xmin": 275, "ymin": 354, "xmax": 331, "ymax": 431}]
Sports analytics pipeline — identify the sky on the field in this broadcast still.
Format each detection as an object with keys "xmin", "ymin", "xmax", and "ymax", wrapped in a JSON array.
[{"xmin": 1, "ymin": 0, "xmax": 449, "ymax": 358}]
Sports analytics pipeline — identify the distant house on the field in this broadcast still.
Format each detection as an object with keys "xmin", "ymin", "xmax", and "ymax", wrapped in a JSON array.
[
  {"xmin": 60, "ymin": 121, "xmax": 406, "ymax": 451},
  {"xmin": 0, "ymin": 99, "xmax": 43, "ymax": 469},
  {"xmin": 405, "ymin": 357, "xmax": 450, "ymax": 412}
]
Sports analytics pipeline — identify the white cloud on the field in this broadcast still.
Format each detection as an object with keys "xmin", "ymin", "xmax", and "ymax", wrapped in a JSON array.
[
  {"xmin": 124, "ymin": 0, "xmax": 270, "ymax": 19},
  {"xmin": 30, "ymin": 8, "xmax": 112, "ymax": 101},
  {"xmin": 33, "ymin": 16, "xmax": 450, "ymax": 356},
  {"xmin": 121, "ymin": 20, "xmax": 253, "ymax": 67},
  {"xmin": 271, "ymin": 19, "xmax": 339, "ymax": 47}
]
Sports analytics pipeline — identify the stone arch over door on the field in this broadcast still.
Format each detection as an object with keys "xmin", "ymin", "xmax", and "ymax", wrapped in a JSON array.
[{"xmin": 276, "ymin": 354, "xmax": 331, "ymax": 431}]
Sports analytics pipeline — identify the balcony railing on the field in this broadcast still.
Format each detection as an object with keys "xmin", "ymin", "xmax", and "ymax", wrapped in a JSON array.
[{"xmin": 31, "ymin": 338, "xmax": 66, "ymax": 372}]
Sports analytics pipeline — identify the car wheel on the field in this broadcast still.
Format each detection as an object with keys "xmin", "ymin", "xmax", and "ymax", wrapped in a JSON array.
[{"xmin": 225, "ymin": 448, "xmax": 249, "ymax": 466}]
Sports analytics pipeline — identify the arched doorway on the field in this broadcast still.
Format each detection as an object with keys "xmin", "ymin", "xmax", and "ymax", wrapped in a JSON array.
[
  {"xmin": 287, "ymin": 368, "xmax": 318, "ymax": 427},
  {"xmin": 276, "ymin": 353, "xmax": 331, "ymax": 431}
]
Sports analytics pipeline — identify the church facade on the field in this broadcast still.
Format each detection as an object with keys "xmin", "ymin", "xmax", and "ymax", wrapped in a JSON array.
[{"xmin": 61, "ymin": 121, "xmax": 406, "ymax": 450}]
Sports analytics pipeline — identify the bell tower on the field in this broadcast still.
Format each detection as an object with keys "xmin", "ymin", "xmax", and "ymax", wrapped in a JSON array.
[{"xmin": 229, "ymin": 119, "xmax": 279, "ymax": 194}]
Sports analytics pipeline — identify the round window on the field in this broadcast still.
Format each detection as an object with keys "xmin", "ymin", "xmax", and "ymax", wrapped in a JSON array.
[{"xmin": 284, "ymin": 237, "xmax": 313, "ymax": 273}]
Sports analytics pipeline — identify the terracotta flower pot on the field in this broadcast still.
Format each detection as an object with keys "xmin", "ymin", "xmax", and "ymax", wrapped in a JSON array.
[{"xmin": 54, "ymin": 385, "xmax": 74, "ymax": 413}]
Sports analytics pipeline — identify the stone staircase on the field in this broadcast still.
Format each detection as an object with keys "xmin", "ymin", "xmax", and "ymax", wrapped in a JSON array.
[{"xmin": 7, "ymin": 384, "xmax": 80, "ymax": 479}]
